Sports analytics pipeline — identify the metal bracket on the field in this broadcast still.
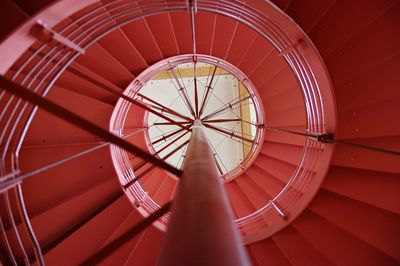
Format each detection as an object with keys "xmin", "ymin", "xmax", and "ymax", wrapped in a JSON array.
[
  {"xmin": 0, "ymin": 170, "xmax": 22, "ymax": 193},
  {"xmin": 30, "ymin": 20, "xmax": 85, "ymax": 54},
  {"xmin": 270, "ymin": 200, "xmax": 288, "ymax": 220},
  {"xmin": 316, "ymin": 133, "xmax": 334, "ymax": 143},
  {"xmin": 278, "ymin": 38, "xmax": 307, "ymax": 56}
]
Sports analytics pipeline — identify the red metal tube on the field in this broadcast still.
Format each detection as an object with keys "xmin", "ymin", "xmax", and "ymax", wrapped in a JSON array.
[{"xmin": 157, "ymin": 120, "xmax": 250, "ymax": 266}]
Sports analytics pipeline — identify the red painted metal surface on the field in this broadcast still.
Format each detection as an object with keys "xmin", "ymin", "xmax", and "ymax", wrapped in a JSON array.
[
  {"xmin": 158, "ymin": 120, "xmax": 250, "ymax": 266},
  {"xmin": 0, "ymin": 0, "xmax": 398, "ymax": 265}
]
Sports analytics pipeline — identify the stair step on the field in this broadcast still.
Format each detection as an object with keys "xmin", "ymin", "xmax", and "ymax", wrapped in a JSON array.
[
  {"xmin": 310, "ymin": 0, "xmax": 398, "ymax": 58},
  {"xmin": 264, "ymin": 129, "xmax": 306, "ymax": 147},
  {"xmin": 43, "ymin": 196, "xmax": 132, "ymax": 265},
  {"xmin": 272, "ymin": 226, "xmax": 334, "ymax": 266},
  {"xmin": 264, "ymin": 105, "xmax": 307, "ymax": 128},
  {"xmin": 309, "ymin": 189, "xmax": 400, "ymax": 260},
  {"xmin": 261, "ymin": 140, "xmax": 304, "ymax": 166},
  {"xmin": 332, "ymin": 141, "xmax": 400, "ymax": 174},
  {"xmin": 283, "ymin": 0, "xmax": 336, "ymax": 33},
  {"xmin": 292, "ymin": 210, "xmax": 398, "ymax": 265},
  {"xmin": 97, "ymin": 26, "xmax": 148, "ymax": 76},
  {"xmin": 225, "ymin": 23, "xmax": 257, "ymax": 66},
  {"xmin": 146, "ymin": 13, "xmax": 179, "ymax": 58},
  {"xmin": 254, "ymin": 153, "xmax": 297, "ymax": 183},
  {"xmin": 21, "ymin": 146, "xmax": 115, "ymax": 219},
  {"xmin": 98, "ymin": 210, "xmax": 145, "ymax": 266},
  {"xmin": 238, "ymin": 35, "xmax": 274, "ymax": 78},
  {"xmin": 120, "ymin": 18, "xmax": 164, "ymax": 65},
  {"xmin": 334, "ymin": 55, "xmax": 400, "ymax": 115},
  {"xmin": 258, "ymin": 68, "xmax": 299, "ymax": 100},
  {"xmin": 194, "ymin": 12, "xmax": 216, "ymax": 55},
  {"xmin": 57, "ymin": 64, "xmax": 121, "ymax": 106},
  {"xmin": 24, "ymin": 85, "xmax": 113, "ymax": 146},
  {"xmin": 28, "ymin": 178, "xmax": 120, "ymax": 248},
  {"xmin": 74, "ymin": 43, "xmax": 133, "ymax": 88},
  {"xmin": 225, "ymin": 180, "xmax": 257, "ymax": 218},
  {"xmin": 235, "ymin": 173, "xmax": 272, "ymax": 209},
  {"xmin": 152, "ymin": 176, "xmax": 176, "ymax": 206},
  {"xmin": 338, "ymin": 97, "xmax": 400, "ymax": 139},
  {"xmin": 123, "ymin": 226, "xmax": 164, "ymax": 266},
  {"xmin": 247, "ymin": 238, "xmax": 291, "ymax": 266},
  {"xmin": 322, "ymin": 165, "xmax": 400, "ymax": 214},
  {"xmin": 244, "ymin": 164, "xmax": 285, "ymax": 199},
  {"xmin": 210, "ymin": 15, "xmax": 239, "ymax": 59},
  {"xmin": 323, "ymin": 3, "xmax": 400, "ymax": 85},
  {"xmin": 169, "ymin": 12, "xmax": 192, "ymax": 54}
]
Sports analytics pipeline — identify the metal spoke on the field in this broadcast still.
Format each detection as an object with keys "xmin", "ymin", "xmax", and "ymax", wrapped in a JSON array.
[
  {"xmin": 138, "ymin": 93, "xmax": 193, "ymax": 122},
  {"xmin": 0, "ymin": 76, "xmax": 182, "ymax": 177},
  {"xmin": 133, "ymin": 130, "xmax": 190, "ymax": 172},
  {"xmin": 203, "ymin": 118, "xmax": 260, "ymax": 128},
  {"xmin": 124, "ymin": 140, "xmax": 190, "ymax": 189},
  {"xmin": 189, "ymin": 0, "xmax": 197, "ymax": 57},
  {"xmin": 198, "ymin": 65, "xmax": 218, "ymax": 117},
  {"xmin": 154, "ymin": 121, "xmax": 192, "ymax": 126},
  {"xmin": 204, "ymin": 133, "xmax": 228, "ymax": 176},
  {"xmin": 152, "ymin": 127, "xmax": 187, "ymax": 146},
  {"xmin": 168, "ymin": 68, "xmax": 196, "ymax": 117},
  {"xmin": 202, "ymin": 93, "xmax": 251, "ymax": 121},
  {"xmin": 203, "ymin": 122, "xmax": 255, "ymax": 138},
  {"xmin": 203, "ymin": 123, "xmax": 254, "ymax": 144},
  {"xmin": 194, "ymin": 61, "xmax": 199, "ymax": 118}
]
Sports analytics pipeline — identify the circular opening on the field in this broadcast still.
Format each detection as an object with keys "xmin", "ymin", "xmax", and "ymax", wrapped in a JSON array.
[{"xmin": 126, "ymin": 55, "xmax": 265, "ymax": 181}]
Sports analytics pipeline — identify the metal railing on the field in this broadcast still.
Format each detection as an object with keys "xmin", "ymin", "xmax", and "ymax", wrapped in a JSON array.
[{"xmin": 0, "ymin": 0, "xmax": 339, "ymax": 263}]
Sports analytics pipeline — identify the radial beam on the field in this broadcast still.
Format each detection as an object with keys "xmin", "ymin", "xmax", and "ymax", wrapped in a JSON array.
[
  {"xmin": 158, "ymin": 120, "xmax": 250, "ymax": 266},
  {"xmin": 0, "ymin": 75, "xmax": 182, "ymax": 177},
  {"xmin": 198, "ymin": 65, "xmax": 217, "ymax": 117},
  {"xmin": 203, "ymin": 123, "xmax": 254, "ymax": 144},
  {"xmin": 124, "ymin": 139, "xmax": 189, "ymax": 189},
  {"xmin": 138, "ymin": 93, "xmax": 193, "ymax": 122},
  {"xmin": 169, "ymin": 68, "xmax": 196, "ymax": 117},
  {"xmin": 202, "ymin": 95, "xmax": 251, "ymax": 121}
]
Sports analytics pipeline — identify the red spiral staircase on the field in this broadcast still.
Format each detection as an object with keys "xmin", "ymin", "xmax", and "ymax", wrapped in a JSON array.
[{"xmin": 0, "ymin": 0, "xmax": 399, "ymax": 265}]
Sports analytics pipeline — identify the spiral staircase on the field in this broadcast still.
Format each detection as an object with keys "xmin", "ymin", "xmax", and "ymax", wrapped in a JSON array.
[{"xmin": 0, "ymin": 0, "xmax": 399, "ymax": 265}]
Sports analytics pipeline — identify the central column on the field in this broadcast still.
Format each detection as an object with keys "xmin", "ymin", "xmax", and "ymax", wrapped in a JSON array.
[{"xmin": 158, "ymin": 120, "xmax": 250, "ymax": 266}]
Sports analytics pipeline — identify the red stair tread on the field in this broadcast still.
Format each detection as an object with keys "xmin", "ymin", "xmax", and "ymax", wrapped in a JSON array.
[
  {"xmin": 74, "ymin": 43, "xmax": 134, "ymax": 87},
  {"xmin": 169, "ymin": 12, "xmax": 192, "ymax": 54},
  {"xmin": 309, "ymin": 189, "xmax": 400, "ymax": 260},
  {"xmin": 309, "ymin": 0, "xmax": 399, "ymax": 58},
  {"xmin": 21, "ymin": 147, "xmax": 115, "ymax": 219},
  {"xmin": 272, "ymin": 226, "xmax": 334, "ymax": 266},
  {"xmin": 291, "ymin": 210, "xmax": 398, "ymax": 265},
  {"xmin": 332, "ymin": 142, "xmax": 400, "ymax": 174},
  {"xmin": 29, "ymin": 179, "xmax": 120, "ymax": 247},
  {"xmin": 194, "ymin": 12, "xmax": 216, "ymax": 55},
  {"xmin": 225, "ymin": 23, "xmax": 257, "ymax": 66},
  {"xmin": 245, "ymin": 164, "xmax": 285, "ymax": 199},
  {"xmin": 98, "ymin": 210, "xmax": 145, "ymax": 266},
  {"xmin": 225, "ymin": 180, "xmax": 256, "ymax": 218},
  {"xmin": 210, "ymin": 15, "xmax": 238, "ymax": 59},
  {"xmin": 235, "ymin": 173, "xmax": 272, "ymax": 209},
  {"xmin": 146, "ymin": 13, "xmax": 179, "ymax": 58},
  {"xmin": 247, "ymin": 238, "xmax": 291, "ymax": 266},
  {"xmin": 123, "ymin": 226, "xmax": 164, "ymax": 266},
  {"xmin": 23, "ymin": 85, "xmax": 113, "ymax": 146},
  {"xmin": 44, "ymin": 196, "xmax": 132, "ymax": 265},
  {"xmin": 121, "ymin": 18, "xmax": 164, "ymax": 65},
  {"xmin": 322, "ymin": 165, "xmax": 400, "ymax": 214}
]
